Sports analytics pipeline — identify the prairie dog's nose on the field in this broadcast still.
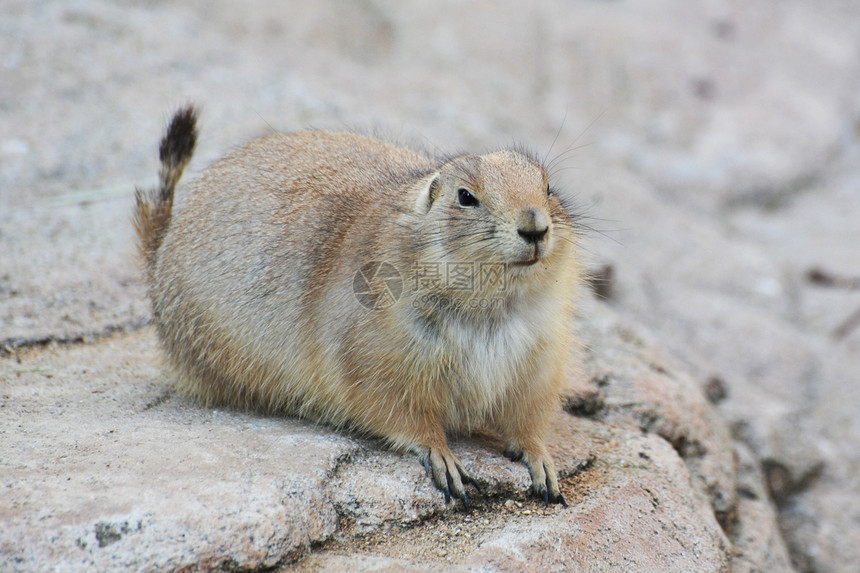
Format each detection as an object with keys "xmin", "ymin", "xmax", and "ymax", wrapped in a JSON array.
[{"xmin": 517, "ymin": 207, "xmax": 549, "ymax": 244}]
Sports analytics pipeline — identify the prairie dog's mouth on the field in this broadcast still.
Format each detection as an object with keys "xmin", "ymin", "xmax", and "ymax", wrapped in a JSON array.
[
  {"xmin": 511, "ymin": 244, "xmax": 544, "ymax": 267},
  {"xmin": 511, "ymin": 253, "xmax": 541, "ymax": 267}
]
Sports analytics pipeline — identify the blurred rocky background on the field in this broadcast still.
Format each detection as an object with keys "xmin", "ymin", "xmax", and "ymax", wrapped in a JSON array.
[{"xmin": 2, "ymin": 1, "xmax": 859, "ymax": 571}]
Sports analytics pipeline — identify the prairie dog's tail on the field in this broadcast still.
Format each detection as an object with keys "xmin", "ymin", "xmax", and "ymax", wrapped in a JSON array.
[{"xmin": 133, "ymin": 105, "xmax": 199, "ymax": 277}]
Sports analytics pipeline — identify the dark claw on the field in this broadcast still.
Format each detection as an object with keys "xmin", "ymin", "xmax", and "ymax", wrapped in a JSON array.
[
  {"xmin": 465, "ymin": 474, "xmax": 483, "ymax": 494},
  {"xmin": 460, "ymin": 492, "xmax": 470, "ymax": 513},
  {"xmin": 443, "ymin": 485, "xmax": 451, "ymax": 503},
  {"xmin": 543, "ymin": 489, "xmax": 549, "ymax": 505},
  {"xmin": 544, "ymin": 489, "xmax": 568, "ymax": 507},
  {"xmin": 445, "ymin": 468, "xmax": 456, "ymax": 498},
  {"xmin": 505, "ymin": 449, "xmax": 524, "ymax": 462}
]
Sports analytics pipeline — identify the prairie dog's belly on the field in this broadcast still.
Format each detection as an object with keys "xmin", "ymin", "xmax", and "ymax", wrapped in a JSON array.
[{"xmin": 434, "ymin": 296, "xmax": 562, "ymax": 430}]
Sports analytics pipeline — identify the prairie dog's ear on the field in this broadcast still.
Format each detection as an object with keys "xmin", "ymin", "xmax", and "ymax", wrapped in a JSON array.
[{"xmin": 413, "ymin": 172, "xmax": 441, "ymax": 215}]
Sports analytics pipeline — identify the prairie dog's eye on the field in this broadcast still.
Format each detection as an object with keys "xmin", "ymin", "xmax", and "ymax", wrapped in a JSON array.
[
  {"xmin": 546, "ymin": 184, "xmax": 553, "ymax": 196},
  {"xmin": 457, "ymin": 188, "xmax": 479, "ymax": 208}
]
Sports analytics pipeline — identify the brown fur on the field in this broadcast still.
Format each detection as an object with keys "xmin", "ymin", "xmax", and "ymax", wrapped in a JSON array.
[
  {"xmin": 134, "ymin": 106, "xmax": 582, "ymax": 507},
  {"xmin": 133, "ymin": 106, "xmax": 198, "ymax": 282}
]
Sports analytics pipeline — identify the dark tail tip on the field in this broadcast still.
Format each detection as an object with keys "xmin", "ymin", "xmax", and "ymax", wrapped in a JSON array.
[
  {"xmin": 158, "ymin": 105, "xmax": 199, "ymax": 202},
  {"xmin": 159, "ymin": 105, "xmax": 199, "ymax": 169},
  {"xmin": 134, "ymin": 104, "xmax": 200, "ymax": 275}
]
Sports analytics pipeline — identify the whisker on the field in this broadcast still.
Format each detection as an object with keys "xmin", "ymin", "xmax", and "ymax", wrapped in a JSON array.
[{"xmin": 542, "ymin": 109, "xmax": 568, "ymax": 167}]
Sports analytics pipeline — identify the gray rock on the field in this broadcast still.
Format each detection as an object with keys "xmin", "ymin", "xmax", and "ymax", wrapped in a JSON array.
[
  {"xmin": 0, "ymin": 331, "xmax": 348, "ymax": 570},
  {"xmin": 731, "ymin": 443, "xmax": 795, "ymax": 573},
  {"xmin": 0, "ymin": 196, "xmax": 149, "ymax": 348},
  {"xmin": 0, "ymin": 310, "xmax": 734, "ymax": 571}
]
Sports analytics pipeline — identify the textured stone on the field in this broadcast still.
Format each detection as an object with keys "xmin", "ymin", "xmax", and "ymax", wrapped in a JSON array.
[
  {"xmin": 296, "ymin": 420, "xmax": 733, "ymax": 573},
  {"xmin": 0, "ymin": 331, "xmax": 349, "ymax": 571},
  {"xmin": 2, "ymin": 302, "xmax": 747, "ymax": 572},
  {"xmin": 0, "ymin": 197, "xmax": 149, "ymax": 348},
  {"xmin": 730, "ymin": 443, "xmax": 794, "ymax": 573}
]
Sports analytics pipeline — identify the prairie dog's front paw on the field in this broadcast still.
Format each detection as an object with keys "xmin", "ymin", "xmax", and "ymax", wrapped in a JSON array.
[
  {"xmin": 511, "ymin": 446, "xmax": 567, "ymax": 507},
  {"xmin": 425, "ymin": 446, "xmax": 481, "ymax": 510}
]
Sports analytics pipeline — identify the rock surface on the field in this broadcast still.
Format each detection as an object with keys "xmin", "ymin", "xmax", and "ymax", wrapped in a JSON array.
[
  {"xmin": 3, "ymin": 0, "xmax": 859, "ymax": 570},
  {"xmin": 3, "ymin": 303, "xmax": 755, "ymax": 572}
]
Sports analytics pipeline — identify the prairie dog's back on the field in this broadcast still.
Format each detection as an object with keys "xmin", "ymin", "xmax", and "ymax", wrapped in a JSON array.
[{"xmin": 150, "ymin": 131, "xmax": 437, "ymax": 412}]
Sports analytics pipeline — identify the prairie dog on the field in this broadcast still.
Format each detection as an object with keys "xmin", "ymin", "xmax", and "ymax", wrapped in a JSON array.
[{"xmin": 134, "ymin": 106, "xmax": 581, "ymax": 507}]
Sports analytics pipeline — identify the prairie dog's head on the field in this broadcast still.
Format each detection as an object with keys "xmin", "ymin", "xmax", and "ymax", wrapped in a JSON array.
[{"xmin": 407, "ymin": 149, "xmax": 577, "ymax": 301}]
